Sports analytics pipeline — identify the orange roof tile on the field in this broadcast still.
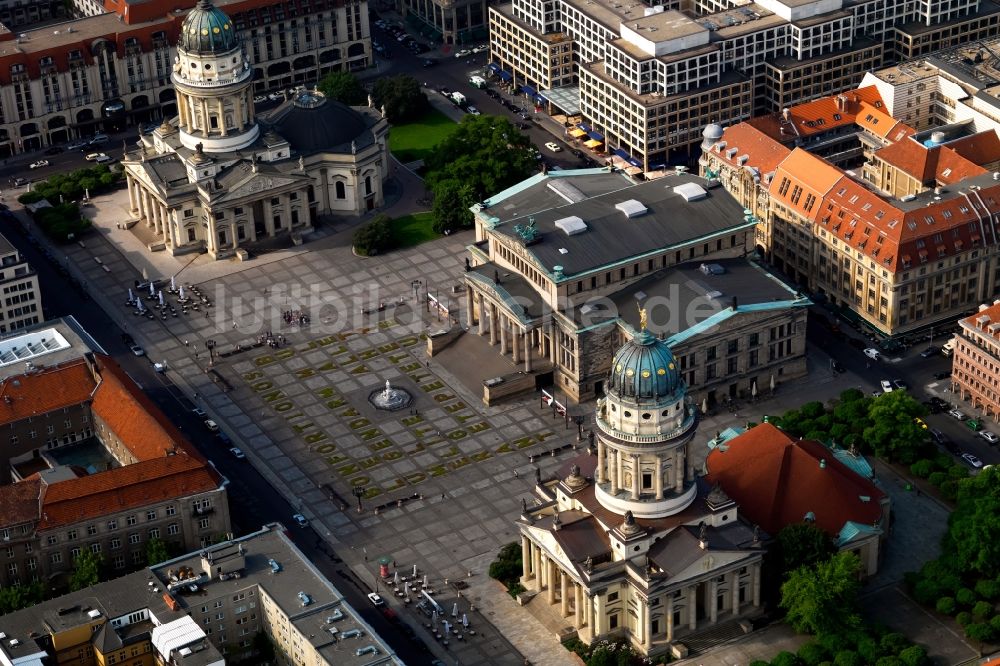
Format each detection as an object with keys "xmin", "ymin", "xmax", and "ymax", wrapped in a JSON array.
[
  {"xmin": 875, "ymin": 139, "xmax": 985, "ymax": 185},
  {"xmin": 855, "ymin": 101, "xmax": 909, "ymax": 140},
  {"xmin": 750, "ymin": 86, "xmax": 886, "ymax": 141},
  {"xmin": 946, "ymin": 131, "xmax": 1000, "ymax": 166},
  {"xmin": 91, "ymin": 358, "xmax": 190, "ymax": 460},
  {"xmin": 39, "ymin": 454, "xmax": 221, "ymax": 530},
  {"xmin": 711, "ymin": 123, "xmax": 791, "ymax": 176},
  {"xmin": 705, "ymin": 423, "xmax": 885, "ymax": 537},
  {"xmin": 0, "ymin": 359, "xmax": 96, "ymax": 425},
  {"xmin": 960, "ymin": 302, "xmax": 1000, "ymax": 342},
  {"xmin": 768, "ymin": 149, "xmax": 843, "ymax": 220}
]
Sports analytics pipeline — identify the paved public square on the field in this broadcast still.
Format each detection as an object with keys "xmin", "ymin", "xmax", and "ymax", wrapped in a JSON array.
[{"xmin": 23, "ymin": 177, "xmax": 961, "ymax": 665}]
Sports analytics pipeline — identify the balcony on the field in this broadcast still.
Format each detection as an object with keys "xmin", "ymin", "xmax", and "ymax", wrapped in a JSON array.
[{"xmin": 191, "ymin": 506, "xmax": 215, "ymax": 518}]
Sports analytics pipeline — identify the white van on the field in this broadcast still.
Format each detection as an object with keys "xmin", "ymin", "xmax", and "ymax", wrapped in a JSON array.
[
  {"xmin": 942, "ymin": 337, "xmax": 956, "ymax": 357},
  {"xmin": 449, "ymin": 91, "xmax": 467, "ymax": 106},
  {"xmin": 469, "ymin": 75, "xmax": 487, "ymax": 89}
]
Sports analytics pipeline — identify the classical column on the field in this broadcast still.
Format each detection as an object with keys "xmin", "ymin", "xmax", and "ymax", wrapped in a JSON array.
[
  {"xmin": 477, "ymin": 294, "xmax": 487, "ymax": 335},
  {"xmin": 234, "ymin": 94, "xmax": 244, "ymax": 132},
  {"xmin": 616, "ymin": 449, "xmax": 624, "ymax": 491},
  {"xmin": 549, "ymin": 321, "xmax": 558, "ymax": 364},
  {"xmin": 263, "ymin": 198, "xmax": 275, "ymax": 236},
  {"xmin": 283, "ymin": 194, "xmax": 293, "ymax": 231},
  {"xmin": 560, "ymin": 571, "xmax": 569, "ymax": 617},
  {"xmin": 200, "ymin": 99, "xmax": 210, "ymax": 133},
  {"xmin": 512, "ymin": 328, "xmax": 521, "ymax": 364},
  {"xmin": 144, "ymin": 192, "xmax": 155, "ymax": 228},
  {"xmin": 632, "ymin": 454, "xmax": 641, "ymax": 500},
  {"xmin": 709, "ymin": 579, "xmax": 718, "ymax": 625},
  {"xmin": 674, "ymin": 450, "xmax": 684, "ymax": 494},
  {"xmin": 641, "ymin": 601, "xmax": 651, "ymax": 652},
  {"xmin": 609, "ymin": 447, "xmax": 619, "ymax": 494},
  {"xmin": 524, "ymin": 330, "xmax": 532, "ymax": 372},
  {"xmin": 595, "ymin": 436, "xmax": 605, "ymax": 483},
  {"xmin": 731, "ymin": 571, "xmax": 740, "ymax": 616},
  {"xmin": 126, "ymin": 177, "xmax": 137, "ymax": 212},
  {"xmin": 574, "ymin": 584, "xmax": 583, "ymax": 628},
  {"xmin": 521, "ymin": 536, "xmax": 531, "ymax": 580},
  {"xmin": 499, "ymin": 316, "xmax": 508, "ymax": 355},
  {"xmin": 752, "ymin": 563, "xmax": 761, "ymax": 607},
  {"xmin": 586, "ymin": 593, "xmax": 595, "ymax": 635},
  {"xmin": 532, "ymin": 542, "xmax": 542, "ymax": 591},
  {"xmin": 666, "ymin": 596, "xmax": 674, "ymax": 642},
  {"xmin": 594, "ymin": 594, "xmax": 605, "ymax": 636},
  {"xmin": 489, "ymin": 304, "xmax": 498, "ymax": 345},
  {"xmin": 546, "ymin": 557, "xmax": 555, "ymax": 604},
  {"xmin": 687, "ymin": 586, "xmax": 697, "ymax": 630},
  {"xmin": 466, "ymin": 286, "xmax": 475, "ymax": 328},
  {"xmin": 654, "ymin": 455, "xmax": 663, "ymax": 499}
]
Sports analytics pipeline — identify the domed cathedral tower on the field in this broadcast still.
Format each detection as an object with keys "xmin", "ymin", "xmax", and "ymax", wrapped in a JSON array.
[
  {"xmin": 172, "ymin": 0, "xmax": 258, "ymax": 152},
  {"xmin": 593, "ymin": 324, "xmax": 698, "ymax": 519}
]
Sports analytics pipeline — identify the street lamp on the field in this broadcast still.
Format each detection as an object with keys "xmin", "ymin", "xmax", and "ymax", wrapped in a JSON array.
[
  {"xmin": 411, "ymin": 279, "xmax": 422, "ymax": 303},
  {"xmin": 352, "ymin": 485, "xmax": 366, "ymax": 513}
]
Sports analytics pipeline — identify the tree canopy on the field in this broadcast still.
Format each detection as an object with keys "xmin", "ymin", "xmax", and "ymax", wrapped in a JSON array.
[
  {"xmin": 944, "ymin": 465, "xmax": 1000, "ymax": 578},
  {"xmin": 424, "ymin": 114, "xmax": 537, "ymax": 205},
  {"xmin": 146, "ymin": 537, "xmax": 171, "ymax": 567},
  {"xmin": 781, "ymin": 551, "xmax": 863, "ymax": 636},
  {"xmin": 372, "ymin": 75, "xmax": 428, "ymax": 124},
  {"xmin": 862, "ymin": 390, "xmax": 928, "ymax": 463},
  {"xmin": 0, "ymin": 581, "xmax": 44, "ymax": 614},
  {"xmin": 317, "ymin": 72, "xmax": 367, "ymax": 106},
  {"xmin": 778, "ymin": 522, "xmax": 837, "ymax": 575},
  {"xmin": 70, "ymin": 550, "xmax": 104, "ymax": 591}
]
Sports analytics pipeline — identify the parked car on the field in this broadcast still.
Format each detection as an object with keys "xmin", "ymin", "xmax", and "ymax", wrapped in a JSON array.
[
  {"xmin": 863, "ymin": 347, "xmax": 881, "ymax": 360},
  {"xmin": 367, "ymin": 592, "xmax": 386, "ymax": 607},
  {"xmin": 466, "ymin": 105, "xmax": 481, "ymax": 115},
  {"xmin": 961, "ymin": 452, "xmax": 984, "ymax": 468},
  {"xmin": 920, "ymin": 347, "xmax": 939, "ymax": 358},
  {"xmin": 229, "ymin": 447, "xmax": 246, "ymax": 459},
  {"xmin": 292, "ymin": 513, "xmax": 308, "ymax": 527},
  {"xmin": 880, "ymin": 379, "xmax": 893, "ymax": 394},
  {"xmin": 95, "ymin": 154, "xmax": 114, "ymax": 164},
  {"xmin": 192, "ymin": 407, "xmax": 206, "ymax": 418},
  {"xmin": 966, "ymin": 418, "xmax": 983, "ymax": 432},
  {"xmin": 979, "ymin": 430, "xmax": 999, "ymax": 444},
  {"xmin": 948, "ymin": 408, "xmax": 967, "ymax": 420},
  {"xmin": 67, "ymin": 140, "xmax": 89, "ymax": 151},
  {"xmin": 914, "ymin": 417, "xmax": 928, "ymax": 430},
  {"xmin": 29, "ymin": 160, "xmax": 49, "ymax": 169},
  {"xmin": 933, "ymin": 371, "xmax": 951, "ymax": 380},
  {"xmin": 129, "ymin": 344, "xmax": 145, "ymax": 357},
  {"xmin": 544, "ymin": 142, "xmax": 562, "ymax": 152},
  {"xmin": 892, "ymin": 379, "xmax": 908, "ymax": 390},
  {"xmin": 217, "ymin": 432, "xmax": 232, "ymax": 446},
  {"xmin": 923, "ymin": 400, "xmax": 943, "ymax": 414},
  {"xmin": 12, "ymin": 177, "xmax": 28, "ymax": 187},
  {"xmin": 89, "ymin": 134, "xmax": 109, "ymax": 145},
  {"xmin": 929, "ymin": 396, "xmax": 949, "ymax": 411},
  {"xmin": 85, "ymin": 152, "xmax": 106, "ymax": 162},
  {"xmin": 204, "ymin": 419, "xmax": 220, "ymax": 432}
]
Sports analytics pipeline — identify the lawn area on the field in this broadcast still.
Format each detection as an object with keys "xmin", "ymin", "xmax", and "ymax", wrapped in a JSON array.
[
  {"xmin": 391, "ymin": 212, "xmax": 440, "ymax": 248},
  {"xmin": 389, "ymin": 109, "xmax": 457, "ymax": 163}
]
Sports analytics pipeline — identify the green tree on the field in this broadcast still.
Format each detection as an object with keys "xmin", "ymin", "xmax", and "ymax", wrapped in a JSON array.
[
  {"xmin": 352, "ymin": 214, "xmax": 394, "ymax": 256},
  {"xmin": 317, "ymin": 72, "xmax": 367, "ymax": 106},
  {"xmin": 70, "ymin": 550, "xmax": 104, "ymax": 591},
  {"xmin": 778, "ymin": 523, "xmax": 836, "ymax": 575},
  {"xmin": 897, "ymin": 646, "xmax": 928, "ymax": 666},
  {"xmin": 430, "ymin": 179, "xmax": 474, "ymax": 234},
  {"xmin": 780, "ymin": 551, "xmax": 863, "ymax": 636},
  {"xmin": 945, "ymin": 466, "xmax": 1000, "ymax": 578},
  {"xmin": 863, "ymin": 391, "xmax": 929, "ymax": 463},
  {"xmin": 0, "ymin": 581, "xmax": 45, "ymax": 614},
  {"xmin": 146, "ymin": 537, "xmax": 170, "ymax": 566},
  {"xmin": 372, "ymin": 75, "xmax": 428, "ymax": 123},
  {"xmin": 425, "ymin": 114, "xmax": 536, "ymax": 205}
]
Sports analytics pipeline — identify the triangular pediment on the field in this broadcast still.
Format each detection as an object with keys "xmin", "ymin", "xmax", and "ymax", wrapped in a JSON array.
[
  {"xmin": 667, "ymin": 549, "xmax": 752, "ymax": 584},
  {"xmin": 217, "ymin": 169, "xmax": 308, "ymax": 202},
  {"xmin": 522, "ymin": 524, "xmax": 579, "ymax": 575}
]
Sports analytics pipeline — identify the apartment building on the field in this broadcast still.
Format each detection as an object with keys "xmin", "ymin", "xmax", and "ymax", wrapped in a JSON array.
[
  {"xmin": 0, "ymin": 0, "xmax": 371, "ymax": 156},
  {"xmin": 0, "ymin": 319, "xmax": 230, "ymax": 590},
  {"xmin": 0, "ymin": 524, "xmax": 400, "ymax": 666},
  {"xmin": 462, "ymin": 168, "xmax": 809, "ymax": 405},
  {"xmin": 952, "ymin": 300, "xmax": 1000, "ymax": 422},
  {"xmin": 0, "ymin": 230, "xmax": 41, "ymax": 333},
  {"xmin": 399, "ymin": 0, "xmax": 490, "ymax": 45},
  {"xmin": 700, "ymin": 86, "xmax": 1000, "ymax": 337},
  {"xmin": 488, "ymin": 0, "xmax": 1000, "ymax": 169}
]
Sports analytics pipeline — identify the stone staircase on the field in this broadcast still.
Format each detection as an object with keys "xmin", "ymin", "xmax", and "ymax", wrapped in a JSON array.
[{"xmin": 679, "ymin": 618, "xmax": 753, "ymax": 655}]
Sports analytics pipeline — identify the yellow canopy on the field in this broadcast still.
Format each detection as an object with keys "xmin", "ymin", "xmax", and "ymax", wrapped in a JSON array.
[
  {"xmin": 568, "ymin": 128, "xmax": 588, "ymax": 138},
  {"xmin": 584, "ymin": 139, "xmax": 603, "ymax": 148}
]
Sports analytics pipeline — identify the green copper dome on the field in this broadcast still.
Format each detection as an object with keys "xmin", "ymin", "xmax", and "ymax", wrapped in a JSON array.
[
  {"xmin": 180, "ymin": 0, "xmax": 239, "ymax": 55},
  {"xmin": 608, "ymin": 330, "xmax": 683, "ymax": 401}
]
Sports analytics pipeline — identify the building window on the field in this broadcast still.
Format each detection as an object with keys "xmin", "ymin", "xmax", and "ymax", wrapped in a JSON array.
[
  {"xmin": 111, "ymin": 538, "xmax": 121, "ymax": 550},
  {"xmin": 165, "ymin": 505, "xmax": 175, "ymax": 516},
  {"xmin": 199, "ymin": 518, "xmax": 211, "ymax": 529},
  {"xmin": 107, "ymin": 519, "xmax": 118, "ymax": 530},
  {"xmin": 149, "ymin": 528, "xmax": 160, "ymax": 539},
  {"xmin": 90, "ymin": 543, "xmax": 101, "ymax": 554},
  {"xmin": 50, "ymin": 552, "xmax": 62, "ymax": 564},
  {"xmin": 129, "ymin": 533, "xmax": 140, "ymax": 545},
  {"xmin": 168, "ymin": 523, "xmax": 179, "ymax": 536},
  {"xmin": 146, "ymin": 510, "xmax": 156, "ymax": 521},
  {"xmin": 126, "ymin": 515, "xmax": 137, "ymax": 526}
]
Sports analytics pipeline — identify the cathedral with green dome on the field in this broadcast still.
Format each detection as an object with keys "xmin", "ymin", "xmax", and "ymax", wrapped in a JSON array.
[{"xmin": 515, "ymin": 323, "xmax": 766, "ymax": 658}]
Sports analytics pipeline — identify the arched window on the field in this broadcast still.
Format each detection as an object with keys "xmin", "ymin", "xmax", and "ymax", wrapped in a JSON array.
[
  {"xmin": 335, "ymin": 181, "xmax": 346, "ymax": 199},
  {"xmin": 364, "ymin": 176, "xmax": 372, "ymax": 196}
]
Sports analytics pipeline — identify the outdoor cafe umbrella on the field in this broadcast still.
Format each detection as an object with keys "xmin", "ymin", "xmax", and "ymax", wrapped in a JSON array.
[
  {"xmin": 701, "ymin": 397, "xmax": 708, "ymax": 415},
  {"xmin": 452, "ymin": 602, "xmax": 458, "ymax": 618},
  {"xmin": 462, "ymin": 614, "xmax": 469, "ymax": 628},
  {"xmin": 769, "ymin": 374, "xmax": 776, "ymax": 392},
  {"xmin": 127, "ymin": 288, "xmax": 134, "ymax": 303},
  {"xmin": 170, "ymin": 275, "xmax": 176, "ymax": 291},
  {"xmin": 751, "ymin": 380, "xmax": 758, "ymax": 399},
  {"xmin": 149, "ymin": 282, "xmax": 155, "ymax": 297}
]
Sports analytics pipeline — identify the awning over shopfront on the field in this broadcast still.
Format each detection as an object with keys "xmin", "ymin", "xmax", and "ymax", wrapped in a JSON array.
[
  {"xmin": 539, "ymin": 86, "xmax": 580, "ymax": 115},
  {"xmin": 521, "ymin": 85, "xmax": 537, "ymax": 96},
  {"xmin": 612, "ymin": 147, "xmax": 642, "ymax": 168},
  {"xmin": 587, "ymin": 130, "xmax": 605, "ymax": 141},
  {"xmin": 577, "ymin": 122, "xmax": 591, "ymax": 133},
  {"xmin": 569, "ymin": 128, "xmax": 587, "ymax": 138},
  {"xmin": 584, "ymin": 139, "xmax": 603, "ymax": 149}
]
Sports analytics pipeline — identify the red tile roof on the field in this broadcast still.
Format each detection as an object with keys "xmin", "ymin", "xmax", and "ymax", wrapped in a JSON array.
[
  {"xmin": 947, "ymin": 131, "xmax": 1000, "ymax": 166},
  {"xmin": 38, "ymin": 454, "xmax": 221, "ymax": 530},
  {"xmin": 91, "ymin": 357, "xmax": 190, "ymax": 460},
  {"xmin": 748, "ymin": 86, "xmax": 886, "ymax": 141},
  {"xmin": 768, "ymin": 149, "xmax": 843, "ymax": 221},
  {"xmin": 710, "ymin": 123, "xmax": 791, "ymax": 177},
  {"xmin": 0, "ymin": 359, "xmax": 96, "ymax": 425},
  {"xmin": 874, "ymin": 139, "xmax": 986, "ymax": 185},
  {"xmin": 705, "ymin": 423, "xmax": 885, "ymax": 537}
]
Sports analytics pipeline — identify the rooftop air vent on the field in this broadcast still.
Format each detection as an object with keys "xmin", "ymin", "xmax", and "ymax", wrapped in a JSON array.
[
  {"xmin": 672, "ymin": 182, "xmax": 707, "ymax": 202},
  {"xmin": 615, "ymin": 199, "xmax": 648, "ymax": 218},
  {"xmin": 554, "ymin": 216, "xmax": 588, "ymax": 235}
]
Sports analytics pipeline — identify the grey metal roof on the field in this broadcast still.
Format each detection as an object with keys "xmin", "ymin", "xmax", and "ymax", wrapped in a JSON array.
[
  {"xmin": 484, "ymin": 172, "xmax": 752, "ymax": 277},
  {"xmin": 262, "ymin": 93, "xmax": 380, "ymax": 156}
]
